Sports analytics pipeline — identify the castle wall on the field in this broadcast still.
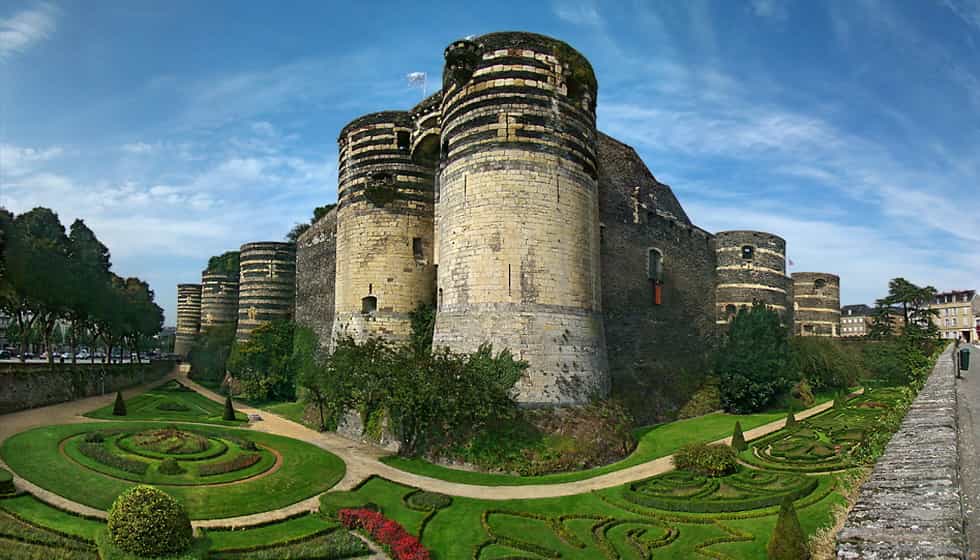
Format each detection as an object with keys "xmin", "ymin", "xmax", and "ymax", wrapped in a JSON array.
[
  {"xmin": 295, "ymin": 209, "xmax": 337, "ymax": 350},
  {"xmin": 431, "ymin": 32, "xmax": 607, "ymax": 405},
  {"xmin": 236, "ymin": 242, "xmax": 297, "ymax": 342},
  {"xmin": 792, "ymin": 272, "xmax": 841, "ymax": 337},
  {"xmin": 596, "ymin": 134, "xmax": 718, "ymax": 423},
  {"xmin": 174, "ymin": 283, "xmax": 201, "ymax": 358},
  {"xmin": 332, "ymin": 111, "xmax": 436, "ymax": 344},
  {"xmin": 200, "ymin": 270, "xmax": 238, "ymax": 333},
  {"xmin": 714, "ymin": 230, "xmax": 792, "ymax": 328}
]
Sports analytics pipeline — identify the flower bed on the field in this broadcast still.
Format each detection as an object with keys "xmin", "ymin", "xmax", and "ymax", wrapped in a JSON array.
[
  {"xmin": 197, "ymin": 453, "xmax": 261, "ymax": 477},
  {"xmin": 338, "ymin": 508, "xmax": 430, "ymax": 560}
]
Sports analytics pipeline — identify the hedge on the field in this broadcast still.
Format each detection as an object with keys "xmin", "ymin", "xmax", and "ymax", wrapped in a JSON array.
[
  {"xmin": 0, "ymin": 468, "xmax": 14, "ymax": 495},
  {"xmin": 623, "ymin": 476, "xmax": 819, "ymax": 513},
  {"xmin": 318, "ymin": 491, "xmax": 379, "ymax": 519},
  {"xmin": 77, "ymin": 443, "xmax": 148, "ymax": 475}
]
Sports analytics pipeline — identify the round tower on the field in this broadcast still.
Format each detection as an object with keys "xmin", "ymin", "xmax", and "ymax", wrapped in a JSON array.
[
  {"xmin": 714, "ymin": 231, "xmax": 792, "ymax": 327},
  {"xmin": 332, "ymin": 110, "xmax": 437, "ymax": 344},
  {"xmin": 174, "ymin": 283, "xmax": 201, "ymax": 358},
  {"xmin": 236, "ymin": 242, "xmax": 297, "ymax": 342},
  {"xmin": 431, "ymin": 32, "xmax": 607, "ymax": 405},
  {"xmin": 792, "ymin": 272, "xmax": 840, "ymax": 336},
  {"xmin": 200, "ymin": 270, "xmax": 239, "ymax": 332}
]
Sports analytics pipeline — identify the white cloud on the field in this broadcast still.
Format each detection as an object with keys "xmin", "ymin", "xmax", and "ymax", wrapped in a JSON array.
[
  {"xmin": 121, "ymin": 142, "xmax": 156, "ymax": 154},
  {"xmin": 750, "ymin": 0, "xmax": 788, "ymax": 20},
  {"xmin": 553, "ymin": 1, "xmax": 602, "ymax": 26},
  {"xmin": 940, "ymin": 0, "xmax": 980, "ymax": 30},
  {"xmin": 0, "ymin": 143, "xmax": 63, "ymax": 176},
  {"xmin": 0, "ymin": 3, "xmax": 56, "ymax": 60}
]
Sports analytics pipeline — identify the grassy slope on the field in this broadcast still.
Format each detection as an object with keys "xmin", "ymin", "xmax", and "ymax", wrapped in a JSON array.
[
  {"xmin": 0, "ymin": 423, "xmax": 345, "ymax": 520},
  {"xmin": 206, "ymin": 514, "xmax": 336, "ymax": 551},
  {"xmin": 85, "ymin": 382, "xmax": 248, "ymax": 426},
  {"xmin": 0, "ymin": 494, "xmax": 104, "ymax": 541}
]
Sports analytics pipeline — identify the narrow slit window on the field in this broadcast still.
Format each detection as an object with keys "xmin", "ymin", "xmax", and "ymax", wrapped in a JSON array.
[
  {"xmin": 741, "ymin": 245, "xmax": 755, "ymax": 260},
  {"xmin": 413, "ymin": 237, "xmax": 424, "ymax": 260},
  {"xmin": 396, "ymin": 131, "xmax": 410, "ymax": 151},
  {"xmin": 648, "ymin": 249, "xmax": 664, "ymax": 305}
]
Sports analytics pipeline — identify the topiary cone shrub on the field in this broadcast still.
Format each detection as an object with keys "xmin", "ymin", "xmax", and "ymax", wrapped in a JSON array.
[
  {"xmin": 107, "ymin": 485, "xmax": 192, "ymax": 558},
  {"xmin": 731, "ymin": 421, "xmax": 747, "ymax": 451},
  {"xmin": 223, "ymin": 395, "xmax": 235, "ymax": 421},
  {"xmin": 113, "ymin": 391, "xmax": 127, "ymax": 416},
  {"xmin": 766, "ymin": 496, "xmax": 810, "ymax": 559},
  {"xmin": 785, "ymin": 410, "xmax": 797, "ymax": 429}
]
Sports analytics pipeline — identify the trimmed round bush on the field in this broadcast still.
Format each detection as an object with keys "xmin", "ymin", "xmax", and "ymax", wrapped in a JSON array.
[
  {"xmin": 84, "ymin": 431, "xmax": 105, "ymax": 443},
  {"xmin": 672, "ymin": 443, "xmax": 737, "ymax": 477},
  {"xmin": 0, "ymin": 467, "xmax": 14, "ymax": 495},
  {"xmin": 158, "ymin": 458, "xmax": 185, "ymax": 475},
  {"xmin": 107, "ymin": 485, "xmax": 192, "ymax": 557},
  {"xmin": 319, "ymin": 491, "xmax": 379, "ymax": 519},
  {"xmin": 407, "ymin": 490, "xmax": 452, "ymax": 511}
]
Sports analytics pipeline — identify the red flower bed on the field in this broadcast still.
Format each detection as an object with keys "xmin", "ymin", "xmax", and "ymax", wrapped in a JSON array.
[{"xmin": 339, "ymin": 508, "xmax": 431, "ymax": 560}]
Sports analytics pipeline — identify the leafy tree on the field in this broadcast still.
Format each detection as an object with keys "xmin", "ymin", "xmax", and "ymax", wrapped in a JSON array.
[
  {"xmin": 785, "ymin": 409, "xmax": 797, "ymax": 429},
  {"xmin": 766, "ymin": 497, "xmax": 810, "ymax": 559},
  {"xmin": 867, "ymin": 302, "xmax": 897, "ymax": 339},
  {"xmin": 879, "ymin": 278, "xmax": 938, "ymax": 328},
  {"xmin": 312, "ymin": 204, "xmax": 336, "ymax": 223},
  {"xmin": 113, "ymin": 391, "xmax": 127, "ymax": 416},
  {"xmin": 409, "ymin": 303, "xmax": 435, "ymax": 356},
  {"xmin": 731, "ymin": 421, "xmax": 747, "ymax": 451},
  {"xmin": 286, "ymin": 223, "xmax": 310, "ymax": 242},
  {"xmin": 716, "ymin": 302, "xmax": 792, "ymax": 414},
  {"xmin": 227, "ymin": 320, "xmax": 297, "ymax": 401},
  {"xmin": 223, "ymin": 395, "xmax": 235, "ymax": 421},
  {"xmin": 206, "ymin": 251, "xmax": 240, "ymax": 276},
  {"xmin": 188, "ymin": 324, "xmax": 237, "ymax": 385},
  {"xmin": 64, "ymin": 219, "xmax": 112, "ymax": 363}
]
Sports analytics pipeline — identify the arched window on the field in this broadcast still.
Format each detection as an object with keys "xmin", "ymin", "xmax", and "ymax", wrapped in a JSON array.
[
  {"xmin": 741, "ymin": 245, "xmax": 754, "ymax": 260},
  {"xmin": 361, "ymin": 296, "xmax": 377, "ymax": 314},
  {"xmin": 725, "ymin": 304, "xmax": 737, "ymax": 316},
  {"xmin": 647, "ymin": 249, "xmax": 663, "ymax": 283},
  {"xmin": 814, "ymin": 278, "xmax": 827, "ymax": 290}
]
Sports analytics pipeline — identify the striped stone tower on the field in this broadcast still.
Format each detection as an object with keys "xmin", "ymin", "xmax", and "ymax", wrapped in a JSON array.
[
  {"xmin": 792, "ymin": 272, "xmax": 841, "ymax": 336},
  {"xmin": 714, "ymin": 231, "xmax": 793, "ymax": 328},
  {"xmin": 174, "ymin": 283, "xmax": 201, "ymax": 358},
  {"xmin": 200, "ymin": 270, "xmax": 239, "ymax": 332},
  {"xmin": 331, "ymin": 111, "xmax": 437, "ymax": 344},
  {"xmin": 236, "ymin": 242, "xmax": 297, "ymax": 342},
  {"xmin": 431, "ymin": 32, "xmax": 608, "ymax": 405}
]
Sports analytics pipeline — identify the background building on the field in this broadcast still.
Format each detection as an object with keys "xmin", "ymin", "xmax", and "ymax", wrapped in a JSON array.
[
  {"xmin": 928, "ymin": 289, "xmax": 977, "ymax": 341},
  {"xmin": 840, "ymin": 304, "xmax": 871, "ymax": 337}
]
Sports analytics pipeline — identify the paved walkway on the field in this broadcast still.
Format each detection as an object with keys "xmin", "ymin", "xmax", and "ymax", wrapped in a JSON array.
[
  {"xmin": 0, "ymin": 363, "xmax": 853, "ymax": 528},
  {"xmin": 955, "ymin": 343, "xmax": 980, "ymax": 558}
]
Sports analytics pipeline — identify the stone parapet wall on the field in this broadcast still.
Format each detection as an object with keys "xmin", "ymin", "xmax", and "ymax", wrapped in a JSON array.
[
  {"xmin": 836, "ymin": 350, "xmax": 965, "ymax": 559},
  {"xmin": 0, "ymin": 361, "xmax": 174, "ymax": 415}
]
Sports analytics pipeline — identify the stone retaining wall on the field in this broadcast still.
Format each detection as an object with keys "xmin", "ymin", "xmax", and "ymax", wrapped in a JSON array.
[
  {"xmin": 836, "ymin": 349, "xmax": 965, "ymax": 559},
  {"xmin": 0, "ymin": 361, "xmax": 174, "ymax": 415}
]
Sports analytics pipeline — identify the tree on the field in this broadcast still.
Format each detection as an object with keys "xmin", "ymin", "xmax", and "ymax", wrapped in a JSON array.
[
  {"xmin": 731, "ymin": 421, "xmax": 747, "ymax": 451},
  {"xmin": 188, "ymin": 324, "xmax": 236, "ymax": 385},
  {"xmin": 766, "ymin": 497, "xmax": 810, "ymax": 559},
  {"xmin": 113, "ymin": 391, "xmax": 127, "ymax": 416},
  {"xmin": 785, "ymin": 409, "xmax": 797, "ymax": 429},
  {"xmin": 879, "ymin": 278, "xmax": 938, "ymax": 328},
  {"xmin": 286, "ymin": 223, "xmax": 310, "ymax": 242},
  {"xmin": 223, "ymin": 395, "xmax": 236, "ymax": 421},
  {"xmin": 206, "ymin": 251, "xmax": 240, "ymax": 276},
  {"xmin": 867, "ymin": 303, "xmax": 896, "ymax": 339},
  {"xmin": 64, "ymin": 220, "xmax": 112, "ymax": 363},
  {"xmin": 227, "ymin": 320, "xmax": 297, "ymax": 401},
  {"xmin": 409, "ymin": 303, "xmax": 435, "ymax": 357},
  {"xmin": 716, "ymin": 302, "xmax": 792, "ymax": 414}
]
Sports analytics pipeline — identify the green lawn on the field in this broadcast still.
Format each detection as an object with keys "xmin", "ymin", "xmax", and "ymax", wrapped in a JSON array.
[
  {"xmin": 85, "ymin": 380, "xmax": 248, "ymax": 425},
  {"xmin": 0, "ymin": 422, "xmax": 345, "ymax": 520},
  {"xmin": 0, "ymin": 494, "xmax": 104, "ymax": 541},
  {"xmin": 381, "ymin": 392, "xmax": 841, "ymax": 486},
  {"xmin": 206, "ymin": 514, "xmax": 336, "ymax": 551}
]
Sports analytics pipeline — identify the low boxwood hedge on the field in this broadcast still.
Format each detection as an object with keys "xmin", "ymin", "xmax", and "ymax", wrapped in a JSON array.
[
  {"xmin": 623, "ymin": 476, "xmax": 819, "ymax": 513},
  {"xmin": 318, "ymin": 491, "xmax": 379, "ymax": 519},
  {"xmin": 0, "ymin": 468, "xmax": 14, "ymax": 495}
]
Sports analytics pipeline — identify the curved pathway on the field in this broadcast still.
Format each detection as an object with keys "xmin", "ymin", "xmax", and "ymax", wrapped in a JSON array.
[{"xmin": 0, "ymin": 363, "xmax": 856, "ymax": 528}]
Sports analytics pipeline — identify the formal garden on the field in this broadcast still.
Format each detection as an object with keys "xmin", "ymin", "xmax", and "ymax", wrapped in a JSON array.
[{"xmin": 0, "ymin": 279, "xmax": 946, "ymax": 559}]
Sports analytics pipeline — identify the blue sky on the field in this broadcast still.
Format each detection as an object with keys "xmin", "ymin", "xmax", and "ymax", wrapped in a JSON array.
[{"xmin": 2, "ymin": 0, "xmax": 979, "ymax": 325}]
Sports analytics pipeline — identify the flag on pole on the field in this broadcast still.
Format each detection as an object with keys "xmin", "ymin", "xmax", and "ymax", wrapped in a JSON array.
[
  {"xmin": 407, "ymin": 72, "xmax": 427, "ymax": 97},
  {"xmin": 788, "ymin": 258, "xmax": 795, "ymax": 266}
]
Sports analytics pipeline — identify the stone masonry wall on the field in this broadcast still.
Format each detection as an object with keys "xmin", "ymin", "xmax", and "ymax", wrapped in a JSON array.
[
  {"xmin": 236, "ymin": 241, "xmax": 297, "ymax": 342},
  {"xmin": 597, "ymin": 133, "xmax": 718, "ymax": 423},
  {"xmin": 792, "ymin": 271, "xmax": 841, "ymax": 337},
  {"xmin": 714, "ymin": 230, "xmax": 792, "ymax": 328},
  {"xmin": 0, "ymin": 361, "xmax": 174, "ymax": 414},
  {"xmin": 295, "ymin": 209, "xmax": 337, "ymax": 350},
  {"xmin": 836, "ymin": 349, "xmax": 965, "ymax": 559},
  {"xmin": 174, "ymin": 283, "xmax": 201, "ymax": 358}
]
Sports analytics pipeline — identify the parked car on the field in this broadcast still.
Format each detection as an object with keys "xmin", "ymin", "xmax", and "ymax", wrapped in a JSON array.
[
  {"xmin": 0, "ymin": 350, "xmax": 11, "ymax": 359},
  {"xmin": 93, "ymin": 351, "xmax": 105, "ymax": 360},
  {"xmin": 19, "ymin": 352, "xmax": 35, "ymax": 360},
  {"xmin": 76, "ymin": 351, "xmax": 90, "ymax": 360}
]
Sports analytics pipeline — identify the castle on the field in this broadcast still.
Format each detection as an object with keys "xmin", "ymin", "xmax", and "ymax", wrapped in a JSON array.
[{"xmin": 179, "ymin": 32, "xmax": 843, "ymax": 416}]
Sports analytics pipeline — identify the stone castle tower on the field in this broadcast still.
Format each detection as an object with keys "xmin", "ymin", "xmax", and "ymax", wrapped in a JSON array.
[
  {"xmin": 430, "ymin": 33, "xmax": 607, "ymax": 405},
  {"xmin": 236, "ymin": 242, "xmax": 297, "ymax": 342},
  {"xmin": 174, "ymin": 283, "xmax": 201, "ymax": 358},
  {"xmin": 792, "ymin": 272, "xmax": 841, "ymax": 336},
  {"xmin": 714, "ymin": 231, "xmax": 793, "ymax": 328}
]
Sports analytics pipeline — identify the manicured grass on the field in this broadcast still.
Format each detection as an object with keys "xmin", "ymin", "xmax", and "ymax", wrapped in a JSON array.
[
  {"xmin": 206, "ymin": 514, "xmax": 336, "ymax": 551},
  {"xmin": 0, "ymin": 494, "xmax": 104, "ymax": 541},
  {"xmin": 1, "ymin": 422, "xmax": 345, "ymax": 520},
  {"xmin": 381, "ymin": 392, "xmax": 840, "ymax": 486},
  {"xmin": 85, "ymin": 381, "xmax": 248, "ymax": 425},
  {"xmin": 261, "ymin": 401, "xmax": 315, "ymax": 429}
]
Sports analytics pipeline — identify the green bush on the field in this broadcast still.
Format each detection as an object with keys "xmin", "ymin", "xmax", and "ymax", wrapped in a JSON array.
[
  {"xmin": 716, "ymin": 303, "xmax": 792, "ymax": 413},
  {"xmin": 318, "ymin": 491, "xmax": 379, "ymax": 519},
  {"xmin": 731, "ymin": 422, "xmax": 747, "ymax": 452},
  {"xmin": 78, "ymin": 442, "xmax": 148, "ymax": 475},
  {"xmin": 672, "ymin": 443, "xmax": 737, "ymax": 477},
  {"xmin": 789, "ymin": 337, "xmax": 863, "ymax": 391},
  {"xmin": 0, "ymin": 467, "xmax": 14, "ymax": 495},
  {"xmin": 106, "ymin": 485, "xmax": 192, "ymax": 557},
  {"xmin": 223, "ymin": 396, "xmax": 236, "ymax": 421},
  {"xmin": 677, "ymin": 376, "xmax": 722, "ymax": 419},
  {"xmin": 158, "ymin": 458, "xmax": 185, "ymax": 475},
  {"xmin": 113, "ymin": 392, "xmax": 127, "ymax": 416},
  {"xmin": 406, "ymin": 490, "xmax": 452, "ymax": 511},
  {"xmin": 83, "ymin": 431, "xmax": 105, "ymax": 443},
  {"xmin": 157, "ymin": 401, "xmax": 191, "ymax": 412},
  {"xmin": 766, "ymin": 496, "xmax": 810, "ymax": 559},
  {"xmin": 785, "ymin": 410, "xmax": 797, "ymax": 429}
]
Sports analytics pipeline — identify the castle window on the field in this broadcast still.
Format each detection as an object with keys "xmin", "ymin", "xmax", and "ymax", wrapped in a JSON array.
[
  {"xmin": 396, "ymin": 131, "xmax": 410, "ymax": 151},
  {"xmin": 361, "ymin": 296, "xmax": 377, "ymax": 314},
  {"xmin": 413, "ymin": 237, "xmax": 424, "ymax": 260},
  {"xmin": 741, "ymin": 245, "xmax": 754, "ymax": 260},
  {"xmin": 814, "ymin": 278, "xmax": 827, "ymax": 290},
  {"xmin": 725, "ymin": 304, "xmax": 737, "ymax": 316},
  {"xmin": 647, "ymin": 249, "xmax": 663, "ymax": 282}
]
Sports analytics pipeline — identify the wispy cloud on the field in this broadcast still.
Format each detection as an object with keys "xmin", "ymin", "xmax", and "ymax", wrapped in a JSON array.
[
  {"xmin": 940, "ymin": 0, "xmax": 980, "ymax": 31},
  {"xmin": 0, "ymin": 3, "xmax": 57, "ymax": 60},
  {"xmin": 553, "ymin": 1, "xmax": 602, "ymax": 26},
  {"xmin": 750, "ymin": 0, "xmax": 788, "ymax": 20}
]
